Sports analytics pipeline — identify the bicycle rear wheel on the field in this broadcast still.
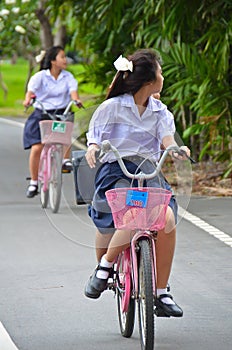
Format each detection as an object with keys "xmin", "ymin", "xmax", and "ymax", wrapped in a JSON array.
[
  {"xmin": 116, "ymin": 249, "xmax": 135, "ymax": 338},
  {"xmin": 49, "ymin": 148, "xmax": 62, "ymax": 213},
  {"xmin": 138, "ymin": 239, "xmax": 155, "ymax": 350}
]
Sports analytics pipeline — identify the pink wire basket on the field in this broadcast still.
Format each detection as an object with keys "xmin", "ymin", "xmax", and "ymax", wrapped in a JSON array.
[
  {"xmin": 106, "ymin": 187, "xmax": 172, "ymax": 231},
  {"xmin": 39, "ymin": 120, "xmax": 74, "ymax": 145}
]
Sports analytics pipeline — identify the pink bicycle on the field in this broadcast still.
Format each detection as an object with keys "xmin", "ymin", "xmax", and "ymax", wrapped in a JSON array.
[
  {"xmin": 100, "ymin": 140, "xmax": 191, "ymax": 350},
  {"xmin": 30, "ymin": 98, "xmax": 81, "ymax": 213}
]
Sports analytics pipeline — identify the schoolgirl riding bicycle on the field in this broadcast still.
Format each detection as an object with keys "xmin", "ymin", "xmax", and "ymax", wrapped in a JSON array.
[
  {"xmin": 84, "ymin": 48, "xmax": 190, "ymax": 317},
  {"xmin": 23, "ymin": 46, "xmax": 83, "ymax": 198}
]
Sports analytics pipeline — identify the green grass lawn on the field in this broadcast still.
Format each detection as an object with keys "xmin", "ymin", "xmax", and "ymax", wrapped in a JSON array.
[{"xmin": 0, "ymin": 58, "xmax": 102, "ymax": 117}]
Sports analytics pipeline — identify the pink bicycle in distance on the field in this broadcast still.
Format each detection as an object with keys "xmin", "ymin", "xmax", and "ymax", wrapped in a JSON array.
[
  {"xmin": 29, "ymin": 97, "xmax": 82, "ymax": 213},
  {"xmin": 99, "ymin": 140, "xmax": 193, "ymax": 350}
]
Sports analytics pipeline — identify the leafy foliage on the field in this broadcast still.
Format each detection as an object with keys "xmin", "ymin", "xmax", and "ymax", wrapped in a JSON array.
[{"xmin": 71, "ymin": 0, "xmax": 232, "ymax": 174}]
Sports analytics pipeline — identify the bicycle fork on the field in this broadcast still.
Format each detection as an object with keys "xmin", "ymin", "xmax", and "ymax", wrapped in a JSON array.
[{"xmin": 130, "ymin": 230, "xmax": 158, "ymax": 299}]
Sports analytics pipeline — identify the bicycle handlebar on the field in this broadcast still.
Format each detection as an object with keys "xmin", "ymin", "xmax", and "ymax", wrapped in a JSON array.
[
  {"xmin": 100, "ymin": 140, "xmax": 185, "ymax": 181},
  {"xmin": 28, "ymin": 95, "xmax": 84, "ymax": 121}
]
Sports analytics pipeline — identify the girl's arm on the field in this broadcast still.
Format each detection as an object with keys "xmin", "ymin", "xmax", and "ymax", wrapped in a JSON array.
[
  {"xmin": 162, "ymin": 135, "xmax": 190, "ymax": 159},
  {"xmin": 23, "ymin": 91, "xmax": 35, "ymax": 107},
  {"xmin": 70, "ymin": 90, "xmax": 82, "ymax": 104}
]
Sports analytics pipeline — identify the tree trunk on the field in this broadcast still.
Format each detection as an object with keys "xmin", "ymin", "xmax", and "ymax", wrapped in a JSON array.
[
  {"xmin": 0, "ymin": 71, "xmax": 8, "ymax": 100},
  {"xmin": 35, "ymin": 1, "xmax": 53, "ymax": 49},
  {"xmin": 54, "ymin": 17, "xmax": 67, "ymax": 47}
]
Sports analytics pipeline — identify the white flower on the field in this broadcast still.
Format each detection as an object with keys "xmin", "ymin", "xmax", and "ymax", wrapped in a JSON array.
[
  {"xmin": 12, "ymin": 7, "xmax": 20, "ymax": 14},
  {"xmin": 22, "ymin": 0, "xmax": 31, "ymax": 2},
  {"xmin": 15, "ymin": 25, "xmax": 26, "ymax": 34},
  {"xmin": 0, "ymin": 9, "xmax": 10, "ymax": 16},
  {"xmin": 114, "ymin": 55, "xmax": 133, "ymax": 72},
  {"xmin": 5, "ymin": 0, "xmax": 16, "ymax": 4}
]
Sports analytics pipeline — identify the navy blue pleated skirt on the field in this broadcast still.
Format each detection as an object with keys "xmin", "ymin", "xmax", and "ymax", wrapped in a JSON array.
[
  {"xmin": 23, "ymin": 109, "xmax": 43, "ymax": 149},
  {"xmin": 23, "ymin": 108, "xmax": 66, "ymax": 149},
  {"xmin": 88, "ymin": 158, "xmax": 178, "ymax": 234}
]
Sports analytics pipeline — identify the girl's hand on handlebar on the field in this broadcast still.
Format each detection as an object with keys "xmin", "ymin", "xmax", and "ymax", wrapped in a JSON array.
[
  {"xmin": 86, "ymin": 144, "xmax": 100, "ymax": 168},
  {"xmin": 173, "ymin": 145, "xmax": 190, "ymax": 160},
  {"xmin": 23, "ymin": 94, "xmax": 36, "ymax": 108},
  {"xmin": 74, "ymin": 99, "xmax": 84, "ymax": 109},
  {"xmin": 173, "ymin": 146, "xmax": 196, "ymax": 163}
]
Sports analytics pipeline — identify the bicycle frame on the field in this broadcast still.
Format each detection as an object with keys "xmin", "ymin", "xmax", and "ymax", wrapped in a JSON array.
[{"xmin": 38, "ymin": 143, "xmax": 63, "ymax": 192}]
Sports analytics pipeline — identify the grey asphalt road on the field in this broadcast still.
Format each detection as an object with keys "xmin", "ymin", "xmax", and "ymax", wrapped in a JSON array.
[{"xmin": 0, "ymin": 118, "xmax": 231, "ymax": 350}]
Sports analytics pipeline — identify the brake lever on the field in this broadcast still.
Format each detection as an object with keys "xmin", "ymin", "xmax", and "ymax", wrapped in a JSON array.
[
  {"xmin": 97, "ymin": 149, "xmax": 104, "ymax": 160},
  {"xmin": 74, "ymin": 100, "xmax": 85, "ymax": 109},
  {"xmin": 172, "ymin": 149, "xmax": 197, "ymax": 164}
]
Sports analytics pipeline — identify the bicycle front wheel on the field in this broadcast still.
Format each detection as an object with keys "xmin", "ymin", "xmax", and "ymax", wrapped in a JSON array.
[
  {"xmin": 138, "ymin": 239, "xmax": 155, "ymax": 350},
  {"xmin": 49, "ymin": 148, "xmax": 62, "ymax": 213},
  {"xmin": 116, "ymin": 249, "xmax": 135, "ymax": 338},
  {"xmin": 39, "ymin": 152, "xmax": 49, "ymax": 209}
]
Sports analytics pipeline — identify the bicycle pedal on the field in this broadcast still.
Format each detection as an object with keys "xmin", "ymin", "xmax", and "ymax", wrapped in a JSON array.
[
  {"xmin": 62, "ymin": 169, "xmax": 71, "ymax": 174},
  {"xmin": 154, "ymin": 307, "xmax": 170, "ymax": 318}
]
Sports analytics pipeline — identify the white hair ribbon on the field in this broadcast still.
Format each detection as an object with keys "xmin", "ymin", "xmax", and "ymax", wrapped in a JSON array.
[
  {"xmin": 113, "ymin": 54, "xmax": 133, "ymax": 72},
  {"xmin": 35, "ymin": 50, "xmax": 46, "ymax": 63}
]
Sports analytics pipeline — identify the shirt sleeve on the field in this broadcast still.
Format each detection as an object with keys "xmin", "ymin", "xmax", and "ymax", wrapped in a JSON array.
[
  {"xmin": 66, "ymin": 71, "xmax": 78, "ymax": 92},
  {"xmin": 156, "ymin": 107, "xmax": 175, "ymax": 143},
  {"xmin": 27, "ymin": 71, "xmax": 43, "ymax": 93},
  {"xmin": 86, "ymin": 101, "xmax": 115, "ymax": 145}
]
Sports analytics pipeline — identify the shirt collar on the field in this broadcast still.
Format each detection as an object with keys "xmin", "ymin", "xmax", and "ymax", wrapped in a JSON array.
[
  {"xmin": 45, "ymin": 69, "xmax": 65, "ymax": 80},
  {"xmin": 120, "ymin": 93, "xmax": 166, "ymax": 112}
]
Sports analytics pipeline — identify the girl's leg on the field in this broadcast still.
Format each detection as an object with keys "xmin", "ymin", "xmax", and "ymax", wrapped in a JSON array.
[
  {"xmin": 156, "ymin": 206, "xmax": 176, "ymax": 289},
  {"xmin": 154, "ymin": 206, "xmax": 183, "ymax": 316},
  {"xmin": 103, "ymin": 229, "xmax": 132, "ymax": 263},
  {"xmin": 27, "ymin": 143, "xmax": 43, "ymax": 198},
  {"xmin": 63, "ymin": 145, "xmax": 71, "ymax": 159},
  {"xmin": 29, "ymin": 143, "xmax": 43, "ymax": 181},
  {"xmin": 95, "ymin": 230, "xmax": 113, "ymax": 262}
]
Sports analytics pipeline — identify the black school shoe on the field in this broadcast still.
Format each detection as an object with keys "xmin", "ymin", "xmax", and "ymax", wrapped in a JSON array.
[
  {"xmin": 84, "ymin": 265, "xmax": 113, "ymax": 299},
  {"xmin": 154, "ymin": 294, "xmax": 183, "ymax": 317},
  {"xmin": 62, "ymin": 160, "xmax": 73, "ymax": 173},
  {"xmin": 26, "ymin": 185, "xmax": 38, "ymax": 198}
]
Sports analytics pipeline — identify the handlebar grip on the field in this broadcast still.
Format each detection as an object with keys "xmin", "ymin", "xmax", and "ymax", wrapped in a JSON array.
[
  {"xmin": 30, "ymin": 95, "xmax": 36, "ymax": 105},
  {"xmin": 74, "ymin": 100, "xmax": 85, "ymax": 109},
  {"xmin": 172, "ymin": 148, "xmax": 197, "ymax": 164},
  {"xmin": 101, "ymin": 140, "xmax": 112, "ymax": 153}
]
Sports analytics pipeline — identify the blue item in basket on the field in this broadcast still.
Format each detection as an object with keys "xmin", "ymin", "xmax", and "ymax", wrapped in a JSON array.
[{"xmin": 126, "ymin": 189, "xmax": 148, "ymax": 208}]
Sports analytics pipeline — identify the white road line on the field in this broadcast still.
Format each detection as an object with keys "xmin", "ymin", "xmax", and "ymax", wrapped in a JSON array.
[
  {"xmin": 179, "ymin": 206, "xmax": 232, "ymax": 248},
  {"xmin": 0, "ymin": 322, "xmax": 19, "ymax": 350},
  {"xmin": 0, "ymin": 118, "xmax": 24, "ymax": 128}
]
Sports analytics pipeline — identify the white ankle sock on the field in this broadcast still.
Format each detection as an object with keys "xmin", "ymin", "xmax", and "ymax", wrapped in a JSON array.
[
  {"xmin": 157, "ymin": 288, "xmax": 175, "ymax": 305},
  {"xmin": 28, "ymin": 180, "xmax": 38, "ymax": 191},
  {"xmin": 96, "ymin": 255, "xmax": 113, "ymax": 279},
  {"xmin": 30, "ymin": 180, "xmax": 38, "ymax": 186}
]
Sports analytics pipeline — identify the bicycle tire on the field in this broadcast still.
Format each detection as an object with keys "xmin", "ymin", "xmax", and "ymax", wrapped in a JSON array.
[
  {"xmin": 41, "ymin": 185, "xmax": 49, "ymax": 208},
  {"xmin": 138, "ymin": 239, "xmax": 155, "ymax": 350},
  {"xmin": 39, "ymin": 152, "xmax": 49, "ymax": 209},
  {"xmin": 49, "ymin": 149, "xmax": 62, "ymax": 213},
  {"xmin": 116, "ymin": 249, "xmax": 135, "ymax": 338}
]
